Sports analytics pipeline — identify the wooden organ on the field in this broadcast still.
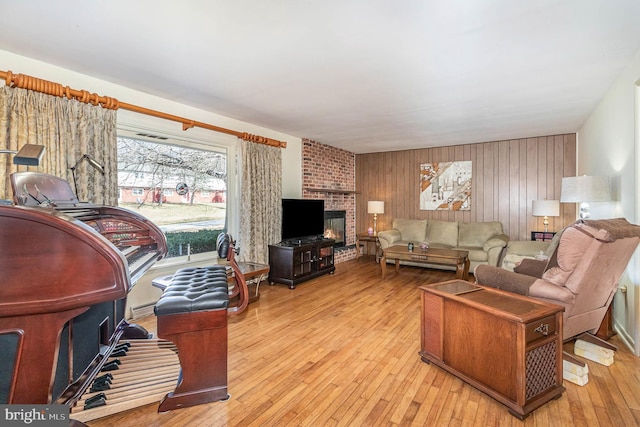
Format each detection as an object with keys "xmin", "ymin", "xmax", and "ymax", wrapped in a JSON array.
[
  {"xmin": 68, "ymin": 240, "xmax": 251, "ymax": 422},
  {"xmin": 0, "ymin": 173, "xmax": 168, "ymax": 422}
]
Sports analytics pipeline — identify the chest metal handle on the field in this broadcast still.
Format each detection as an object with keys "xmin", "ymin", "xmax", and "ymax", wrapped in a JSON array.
[{"xmin": 534, "ymin": 323, "xmax": 549, "ymax": 336}]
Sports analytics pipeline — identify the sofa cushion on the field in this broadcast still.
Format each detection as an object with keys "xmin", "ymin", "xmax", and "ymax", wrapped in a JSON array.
[
  {"xmin": 459, "ymin": 221, "xmax": 503, "ymax": 247},
  {"xmin": 392, "ymin": 218, "xmax": 427, "ymax": 243},
  {"xmin": 504, "ymin": 240, "xmax": 550, "ymax": 258},
  {"xmin": 502, "ymin": 253, "xmax": 535, "ymax": 272},
  {"xmin": 426, "ymin": 220, "xmax": 458, "ymax": 247},
  {"xmin": 513, "ymin": 258, "xmax": 548, "ymax": 278},
  {"xmin": 454, "ymin": 247, "xmax": 488, "ymax": 262},
  {"xmin": 499, "ymin": 237, "xmax": 556, "ymax": 271}
]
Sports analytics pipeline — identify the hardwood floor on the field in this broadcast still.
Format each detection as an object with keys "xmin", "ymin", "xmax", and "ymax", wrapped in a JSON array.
[{"xmin": 86, "ymin": 259, "xmax": 640, "ymax": 427}]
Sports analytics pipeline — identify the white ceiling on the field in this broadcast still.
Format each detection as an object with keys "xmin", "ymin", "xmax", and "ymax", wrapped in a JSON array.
[{"xmin": 1, "ymin": 1, "xmax": 640, "ymax": 153}]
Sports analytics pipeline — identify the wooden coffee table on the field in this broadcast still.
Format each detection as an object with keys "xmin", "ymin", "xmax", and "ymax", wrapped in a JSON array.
[{"xmin": 380, "ymin": 245, "xmax": 470, "ymax": 280}]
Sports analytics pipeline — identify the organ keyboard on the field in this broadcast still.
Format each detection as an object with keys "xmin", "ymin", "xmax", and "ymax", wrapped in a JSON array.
[
  {"xmin": 0, "ymin": 172, "xmax": 168, "ymax": 423},
  {"xmin": 54, "ymin": 204, "xmax": 168, "ymax": 285}
]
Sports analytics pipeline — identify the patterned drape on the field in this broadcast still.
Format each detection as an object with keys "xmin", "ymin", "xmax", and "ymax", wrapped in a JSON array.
[
  {"xmin": 0, "ymin": 86, "xmax": 118, "ymax": 204},
  {"xmin": 238, "ymin": 139, "xmax": 282, "ymax": 264}
]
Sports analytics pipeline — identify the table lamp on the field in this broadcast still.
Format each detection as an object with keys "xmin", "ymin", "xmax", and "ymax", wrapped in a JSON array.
[
  {"xmin": 532, "ymin": 199, "xmax": 560, "ymax": 232},
  {"xmin": 367, "ymin": 200, "xmax": 384, "ymax": 234}
]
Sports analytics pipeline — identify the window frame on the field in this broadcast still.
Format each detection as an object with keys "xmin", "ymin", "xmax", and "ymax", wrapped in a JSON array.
[{"xmin": 116, "ymin": 120, "xmax": 239, "ymax": 257}]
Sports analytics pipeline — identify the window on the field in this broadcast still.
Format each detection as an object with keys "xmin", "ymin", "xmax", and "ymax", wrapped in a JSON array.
[{"xmin": 117, "ymin": 136, "xmax": 228, "ymax": 258}]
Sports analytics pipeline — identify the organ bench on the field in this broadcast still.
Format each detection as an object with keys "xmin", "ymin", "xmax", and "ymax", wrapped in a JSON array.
[{"xmin": 153, "ymin": 240, "xmax": 249, "ymax": 412}]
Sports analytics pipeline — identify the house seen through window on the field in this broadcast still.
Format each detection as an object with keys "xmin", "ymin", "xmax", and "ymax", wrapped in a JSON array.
[{"xmin": 117, "ymin": 136, "xmax": 227, "ymax": 258}]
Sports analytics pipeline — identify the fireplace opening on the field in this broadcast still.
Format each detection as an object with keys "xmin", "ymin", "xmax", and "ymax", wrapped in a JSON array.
[{"xmin": 324, "ymin": 210, "xmax": 346, "ymax": 248}]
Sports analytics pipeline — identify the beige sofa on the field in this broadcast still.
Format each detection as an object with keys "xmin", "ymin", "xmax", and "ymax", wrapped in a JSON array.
[{"xmin": 377, "ymin": 218, "xmax": 509, "ymax": 272}]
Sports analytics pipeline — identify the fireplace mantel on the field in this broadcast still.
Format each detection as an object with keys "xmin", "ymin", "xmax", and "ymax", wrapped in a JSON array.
[{"xmin": 307, "ymin": 188, "xmax": 359, "ymax": 194}]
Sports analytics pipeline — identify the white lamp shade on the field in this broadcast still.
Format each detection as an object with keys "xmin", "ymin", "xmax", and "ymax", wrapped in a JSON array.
[
  {"xmin": 532, "ymin": 200, "xmax": 560, "ymax": 217},
  {"xmin": 367, "ymin": 200, "xmax": 384, "ymax": 214},
  {"xmin": 561, "ymin": 176, "xmax": 611, "ymax": 202}
]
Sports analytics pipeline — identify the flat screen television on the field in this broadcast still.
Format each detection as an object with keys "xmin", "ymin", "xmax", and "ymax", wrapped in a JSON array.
[{"xmin": 281, "ymin": 198, "xmax": 325, "ymax": 242}]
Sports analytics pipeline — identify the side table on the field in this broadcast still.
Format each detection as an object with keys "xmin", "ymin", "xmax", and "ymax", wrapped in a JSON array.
[
  {"xmin": 233, "ymin": 261, "xmax": 270, "ymax": 303},
  {"xmin": 356, "ymin": 233, "xmax": 381, "ymax": 262},
  {"xmin": 531, "ymin": 231, "xmax": 556, "ymax": 242}
]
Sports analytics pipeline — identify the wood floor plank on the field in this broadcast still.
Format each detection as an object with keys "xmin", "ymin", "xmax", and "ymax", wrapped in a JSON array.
[
  {"xmin": 452, "ymin": 380, "xmax": 476, "ymax": 424},
  {"xmin": 594, "ymin": 366, "xmax": 638, "ymax": 427},
  {"xmin": 83, "ymin": 260, "xmax": 640, "ymax": 427},
  {"xmin": 605, "ymin": 348, "xmax": 640, "ymax": 412},
  {"xmin": 317, "ymin": 381, "xmax": 360, "ymax": 426},
  {"xmin": 382, "ymin": 353, "xmax": 429, "ymax": 424}
]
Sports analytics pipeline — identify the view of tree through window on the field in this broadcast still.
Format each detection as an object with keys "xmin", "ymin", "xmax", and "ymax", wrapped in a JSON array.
[{"xmin": 117, "ymin": 137, "xmax": 227, "ymax": 258}]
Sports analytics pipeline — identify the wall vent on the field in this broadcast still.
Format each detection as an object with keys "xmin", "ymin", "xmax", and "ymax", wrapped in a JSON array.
[{"xmin": 135, "ymin": 132, "xmax": 169, "ymax": 140}]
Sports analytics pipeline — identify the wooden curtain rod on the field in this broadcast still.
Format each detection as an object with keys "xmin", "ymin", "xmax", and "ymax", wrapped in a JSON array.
[{"xmin": 0, "ymin": 69, "xmax": 287, "ymax": 148}]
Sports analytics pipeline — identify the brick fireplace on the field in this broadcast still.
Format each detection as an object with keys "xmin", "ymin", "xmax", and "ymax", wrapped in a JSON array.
[{"xmin": 302, "ymin": 139, "xmax": 356, "ymax": 263}]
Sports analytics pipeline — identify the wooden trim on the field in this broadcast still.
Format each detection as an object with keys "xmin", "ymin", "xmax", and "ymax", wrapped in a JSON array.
[{"xmin": 0, "ymin": 69, "xmax": 287, "ymax": 149}]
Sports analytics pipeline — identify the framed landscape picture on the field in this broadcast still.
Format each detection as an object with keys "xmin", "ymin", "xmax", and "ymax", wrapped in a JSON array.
[{"xmin": 419, "ymin": 161, "xmax": 472, "ymax": 211}]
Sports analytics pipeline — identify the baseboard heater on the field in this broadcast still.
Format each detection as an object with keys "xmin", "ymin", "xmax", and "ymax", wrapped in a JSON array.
[{"xmin": 130, "ymin": 302, "xmax": 156, "ymax": 320}]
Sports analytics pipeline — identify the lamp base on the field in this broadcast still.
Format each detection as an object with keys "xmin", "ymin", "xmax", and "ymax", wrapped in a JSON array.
[{"xmin": 579, "ymin": 202, "xmax": 591, "ymax": 219}]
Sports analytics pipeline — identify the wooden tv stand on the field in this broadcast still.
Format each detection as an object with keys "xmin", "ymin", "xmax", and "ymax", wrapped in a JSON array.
[
  {"xmin": 268, "ymin": 239, "xmax": 335, "ymax": 289},
  {"xmin": 419, "ymin": 280, "xmax": 565, "ymax": 419}
]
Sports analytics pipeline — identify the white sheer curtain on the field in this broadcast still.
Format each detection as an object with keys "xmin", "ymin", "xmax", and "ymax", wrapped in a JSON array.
[
  {"xmin": 0, "ymin": 86, "xmax": 118, "ymax": 204},
  {"xmin": 238, "ymin": 139, "xmax": 282, "ymax": 264}
]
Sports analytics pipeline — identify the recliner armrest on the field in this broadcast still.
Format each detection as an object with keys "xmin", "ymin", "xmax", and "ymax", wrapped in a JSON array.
[{"xmin": 474, "ymin": 264, "xmax": 537, "ymax": 296}]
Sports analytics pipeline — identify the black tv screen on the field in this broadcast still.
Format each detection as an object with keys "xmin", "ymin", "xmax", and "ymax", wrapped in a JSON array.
[{"xmin": 281, "ymin": 198, "xmax": 325, "ymax": 241}]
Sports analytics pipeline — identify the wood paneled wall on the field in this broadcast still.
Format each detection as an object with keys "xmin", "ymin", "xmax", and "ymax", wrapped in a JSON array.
[{"xmin": 355, "ymin": 134, "xmax": 576, "ymax": 241}]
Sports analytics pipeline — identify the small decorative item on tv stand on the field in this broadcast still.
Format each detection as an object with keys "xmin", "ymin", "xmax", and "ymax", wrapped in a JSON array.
[
  {"xmin": 408, "ymin": 242, "xmax": 414, "ymax": 252},
  {"xmin": 420, "ymin": 241, "xmax": 429, "ymax": 251}
]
